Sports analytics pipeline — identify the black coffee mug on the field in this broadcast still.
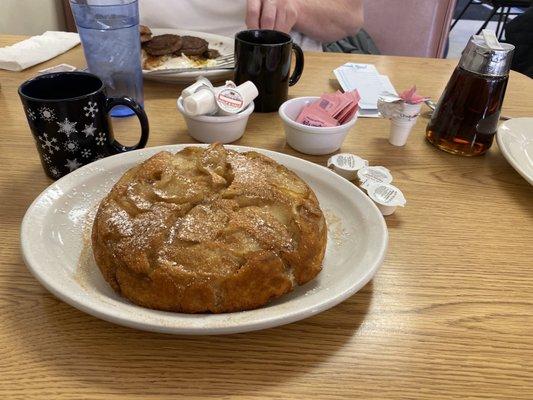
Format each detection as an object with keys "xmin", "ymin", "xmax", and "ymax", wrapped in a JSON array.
[
  {"xmin": 234, "ymin": 30, "xmax": 304, "ymax": 113},
  {"xmin": 19, "ymin": 71, "xmax": 149, "ymax": 180}
]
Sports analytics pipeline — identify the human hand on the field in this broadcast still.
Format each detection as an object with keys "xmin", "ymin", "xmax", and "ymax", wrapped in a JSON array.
[{"xmin": 246, "ymin": 0, "xmax": 299, "ymax": 33}]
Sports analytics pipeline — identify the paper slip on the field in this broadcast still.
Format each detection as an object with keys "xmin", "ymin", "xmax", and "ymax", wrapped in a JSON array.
[
  {"xmin": 348, "ymin": 75, "xmax": 396, "ymax": 118},
  {"xmin": 334, "ymin": 63, "xmax": 397, "ymax": 117},
  {"xmin": 342, "ymin": 63, "xmax": 379, "ymax": 74}
]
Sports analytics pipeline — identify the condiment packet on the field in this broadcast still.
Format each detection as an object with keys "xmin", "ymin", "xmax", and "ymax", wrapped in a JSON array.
[
  {"xmin": 398, "ymin": 86, "xmax": 428, "ymax": 105},
  {"xmin": 366, "ymin": 182, "xmax": 406, "ymax": 216},
  {"xmin": 357, "ymin": 166, "xmax": 393, "ymax": 190},
  {"xmin": 296, "ymin": 103, "xmax": 339, "ymax": 127},
  {"xmin": 296, "ymin": 90, "xmax": 360, "ymax": 127},
  {"xmin": 327, "ymin": 153, "xmax": 368, "ymax": 180},
  {"xmin": 336, "ymin": 90, "xmax": 361, "ymax": 124},
  {"xmin": 319, "ymin": 91, "xmax": 352, "ymax": 118}
]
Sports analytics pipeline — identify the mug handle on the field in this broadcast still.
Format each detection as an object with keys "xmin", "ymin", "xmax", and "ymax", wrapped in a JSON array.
[
  {"xmin": 289, "ymin": 43, "xmax": 304, "ymax": 86},
  {"xmin": 105, "ymin": 97, "xmax": 150, "ymax": 153}
]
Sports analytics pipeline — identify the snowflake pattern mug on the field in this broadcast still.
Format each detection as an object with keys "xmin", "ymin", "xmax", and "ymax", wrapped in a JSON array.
[{"xmin": 18, "ymin": 71, "xmax": 149, "ymax": 179}]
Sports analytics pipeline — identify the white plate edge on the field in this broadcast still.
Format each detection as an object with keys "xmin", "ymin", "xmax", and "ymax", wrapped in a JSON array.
[{"xmin": 496, "ymin": 118, "xmax": 533, "ymax": 185}]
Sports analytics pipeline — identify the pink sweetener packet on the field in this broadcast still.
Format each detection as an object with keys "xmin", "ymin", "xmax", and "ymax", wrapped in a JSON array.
[
  {"xmin": 337, "ymin": 103, "xmax": 356, "ymax": 122},
  {"xmin": 399, "ymin": 85, "xmax": 427, "ymax": 104},
  {"xmin": 296, "ymin": 103, "xmax": 339, "ymax": 127},
  {"xmin": 322, "ymin": 91, "xmax": 352, "ymax": 118},
  {"xmin": 338, "ymin": 104, "xmax": 359, "ymax": 125},
  {"xmin": 346, "ymin": 89, "xmax": 361, "ymax": 104},
  {"xmin": 336, "ymin": 90, "xmax": 361, "ymax": 124},
  {"xmin": 315, "ymin": 94, "xmax": 343, "ymax": 118}
]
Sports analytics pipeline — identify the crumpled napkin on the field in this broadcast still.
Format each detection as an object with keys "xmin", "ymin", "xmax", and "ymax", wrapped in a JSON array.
[{"xmin": 0, "ymin": 31, "xmax": 80, "ymax": 72}]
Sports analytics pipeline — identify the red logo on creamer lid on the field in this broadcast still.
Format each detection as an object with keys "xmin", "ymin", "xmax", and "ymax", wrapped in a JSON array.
[{"xmin": 217, "ymin": 89, "xmax": 243, "ymax": 111}]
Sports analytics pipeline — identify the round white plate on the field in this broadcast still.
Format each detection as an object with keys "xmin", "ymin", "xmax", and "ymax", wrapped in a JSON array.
[
  {"xmin": 143, "ymin": 29, "xmax": 234, "ymax": 84},
  {"xmin": 21, "ymin": 145, "xmax": 388, "ymax": 335},
  {"xmin": 497, "ymin": 117, "xmax": 533, "ymax": 185}
]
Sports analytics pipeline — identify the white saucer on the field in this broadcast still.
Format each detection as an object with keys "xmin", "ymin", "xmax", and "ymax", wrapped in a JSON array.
[{"xmin": 497, "ymin": 117, "xmax": 533, "ymax": 185}]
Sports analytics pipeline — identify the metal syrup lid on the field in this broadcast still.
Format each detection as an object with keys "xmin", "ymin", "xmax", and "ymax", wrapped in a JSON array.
[{"xmin": 459, "ymin": 30, "xmax": 514, "ymax": 77}]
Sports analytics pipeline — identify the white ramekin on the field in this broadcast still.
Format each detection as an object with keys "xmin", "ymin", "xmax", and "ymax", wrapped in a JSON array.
[
  {"xmin": 279, "ymin": 96, "xmax": 358, "ymax": 155},
  {"xmin": 177, "ymin": 96, "xmax": 254, "ymax": 144}
]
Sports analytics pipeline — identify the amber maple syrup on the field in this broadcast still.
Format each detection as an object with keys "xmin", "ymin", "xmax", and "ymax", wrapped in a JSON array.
[
  {"xmin": 426, "ymin": 32, "xmax": 514, "ymax": 156},
  {"xmin": 426, "ymin": 67, "xmax": 508, "ymax": 156}
]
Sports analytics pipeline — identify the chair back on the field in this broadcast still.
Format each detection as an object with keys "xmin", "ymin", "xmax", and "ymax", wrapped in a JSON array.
[{"xmin": 364, "ymin": 0, "xmax": 457, "ymax": 58}]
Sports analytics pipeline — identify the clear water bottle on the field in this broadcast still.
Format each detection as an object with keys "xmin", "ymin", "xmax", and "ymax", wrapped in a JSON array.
[{"xmin": 70, "ymin": 0, "xmax": 144, "ymax": 117}]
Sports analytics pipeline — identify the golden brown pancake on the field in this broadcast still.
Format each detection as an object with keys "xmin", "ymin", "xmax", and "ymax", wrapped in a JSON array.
[{"xmin": 91, "ymin": 144, "xmax": 327, "ymax": 313}]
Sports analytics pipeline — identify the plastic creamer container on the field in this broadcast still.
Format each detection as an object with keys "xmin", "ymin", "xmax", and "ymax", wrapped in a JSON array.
[
  {"xmin": 327, "ymin": 153, "xmax": 368, "ymax": 180},
  {"xmin": 366, "ymin": 182, "xmax": 406, "ymax": 215},
  {"xmin": 357, "ymin": 166, "xmax": 393, "ymax": 190}
]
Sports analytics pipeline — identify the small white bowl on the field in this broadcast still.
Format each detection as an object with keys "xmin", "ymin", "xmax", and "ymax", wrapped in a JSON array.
[
  {"xmin": 279, "ymin": 96, "xmax": 358, "ymax": 155},
  {"xmin": 177, "ymin": 96, "xmax": 254, "ymax": 144}
]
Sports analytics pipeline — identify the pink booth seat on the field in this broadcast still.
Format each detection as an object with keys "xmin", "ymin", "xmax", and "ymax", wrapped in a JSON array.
[{"xmin": 364, "ymin": 0, "xmax": 457, "ymax": 58}]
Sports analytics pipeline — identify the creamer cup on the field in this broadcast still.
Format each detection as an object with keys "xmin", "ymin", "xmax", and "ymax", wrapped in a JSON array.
[
  {"xmin": 366, "ymin": 182, "xmax": 406, "ymax": 216},
  {"xmin": 327, "ymin": 153, "xmax": 368, "ymax": 180},
  {"xmin": 181, "ymin": 76, "xmax": 213, "ymax": 99},
  {"xmin": 357, "ymin": 166, "xmax": 393, "ymax": 190},
  {"xmin": 388, "ymin": 102, "xmax": 422, "ymax": 146},
  {"xmin": 216, "ymin": 81, "xmax": 259, "ymax": 115},
  {"xmin": 183, "ymin": 87, "xmax": 218, "ymax": 116}
]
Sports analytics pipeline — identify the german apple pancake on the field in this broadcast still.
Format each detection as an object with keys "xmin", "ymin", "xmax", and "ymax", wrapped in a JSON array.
[{"xmin": 91, "ymin": 144, "xmax": 327, "ymax": 313}]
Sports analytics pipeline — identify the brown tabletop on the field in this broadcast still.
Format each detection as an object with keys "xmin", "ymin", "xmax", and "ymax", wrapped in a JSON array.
[{"xmin": 1, "ymin": 35, "xmax": 532, "ymax": 399}]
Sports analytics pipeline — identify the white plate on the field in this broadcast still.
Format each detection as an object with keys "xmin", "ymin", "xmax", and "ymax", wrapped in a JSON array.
[
  {"xmin": 142, "ymin": 29, "xmax": 234, "ymax": 84},
  {"xmin": 497, "ymin": 117, "xmax": 533, "ymax": 185},
  {"xmin": 21, "ymin": 145, "xmax": 388, "ymax": 335}
]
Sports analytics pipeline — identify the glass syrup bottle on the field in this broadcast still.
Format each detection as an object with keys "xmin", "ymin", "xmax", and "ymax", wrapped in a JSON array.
[{"xmin": 426, "ymin": 33, "xmax": 514, "ymax": 156}]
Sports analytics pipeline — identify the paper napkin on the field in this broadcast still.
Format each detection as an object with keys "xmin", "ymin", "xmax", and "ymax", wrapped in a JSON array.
[{"xmin": 0, "ymin": 31, "xmax": 80, "ymax": 72}]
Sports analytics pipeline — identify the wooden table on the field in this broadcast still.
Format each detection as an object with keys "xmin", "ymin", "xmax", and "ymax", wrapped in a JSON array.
[{"xmin": 1, "ymin": 35, "xmax": 532, "ymax": 399}]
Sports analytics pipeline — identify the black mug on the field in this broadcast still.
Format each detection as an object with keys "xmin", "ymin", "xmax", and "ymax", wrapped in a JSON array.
[
  {"xmin": 234, "ymin": 30, "xmax": 304, "ymax": 113},
  {"xmin": 19, "ymin": 71, "xmax": 149, "ymax": 180}
]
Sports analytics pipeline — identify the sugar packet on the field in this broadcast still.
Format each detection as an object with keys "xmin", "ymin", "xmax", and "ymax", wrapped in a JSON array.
[{"xmin": 296, "ymin": 90, "xmax": 360, "ymax": 128}]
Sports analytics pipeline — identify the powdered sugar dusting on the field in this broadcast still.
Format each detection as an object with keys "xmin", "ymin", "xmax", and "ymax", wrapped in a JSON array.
[
  {"xmin": 323, "ymin": 208, "xmax": 351, "ymax": 247},
  {"xmin": 107, "ymin": 208, "xmax": 133, "ymax": 236}
]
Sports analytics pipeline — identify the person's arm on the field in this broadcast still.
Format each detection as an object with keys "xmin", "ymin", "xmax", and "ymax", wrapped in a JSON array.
[{"xmin": 246, "ymin": 0, "xmax": 364, "ymax": 43}]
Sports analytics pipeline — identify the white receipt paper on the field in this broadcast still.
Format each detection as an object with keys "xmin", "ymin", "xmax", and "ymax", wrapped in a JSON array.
[{"xmin": 334, "ymin": 63, "xmax": 397, "ymax": 118}]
